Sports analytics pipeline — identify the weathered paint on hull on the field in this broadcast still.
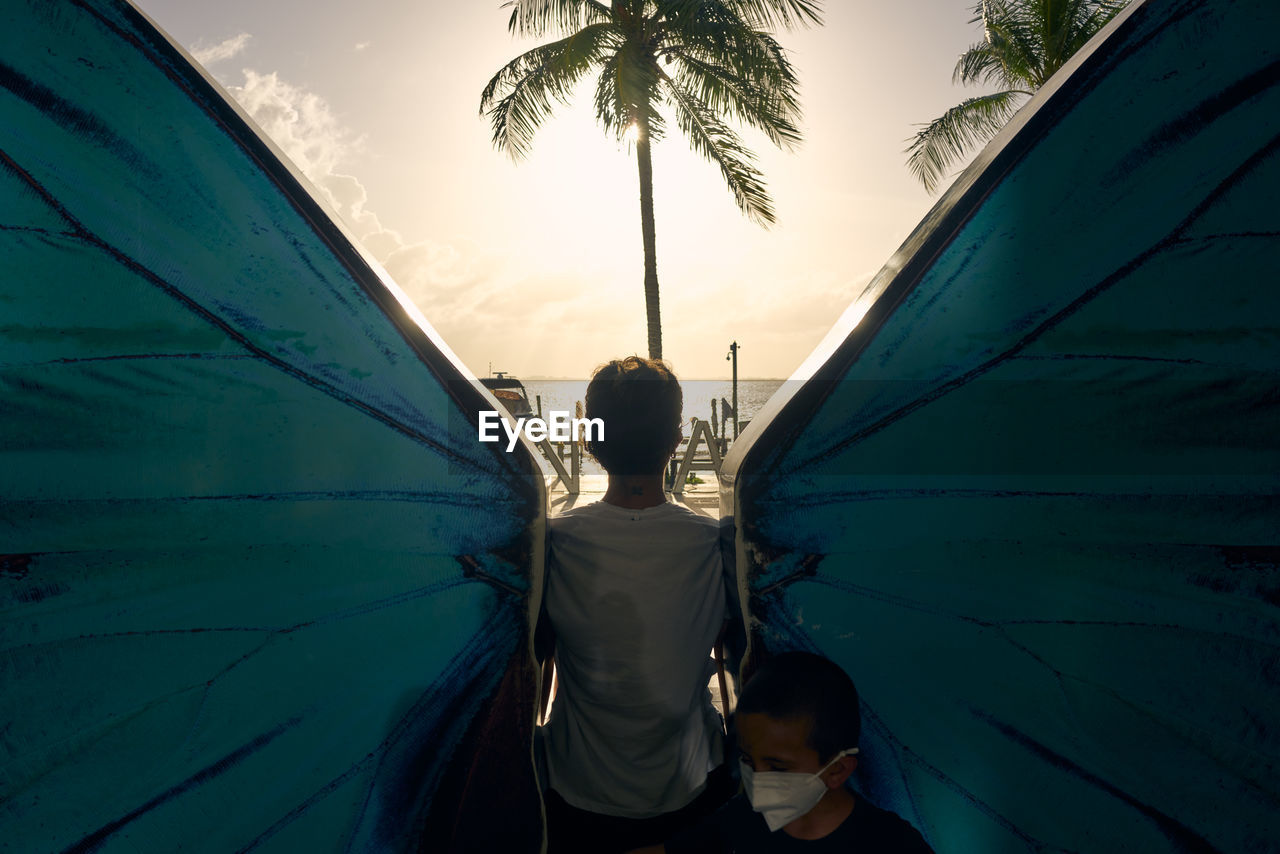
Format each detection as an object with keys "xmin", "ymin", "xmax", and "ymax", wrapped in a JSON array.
[
  {"xmin": 723, "ymin": 0, "xmax": 1280, "ymax": 851},
  {"xmin": 0, "ymin": 1, "xmax": 544, "ymax": 850}
]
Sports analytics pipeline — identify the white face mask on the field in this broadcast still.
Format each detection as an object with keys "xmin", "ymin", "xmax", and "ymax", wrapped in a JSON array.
[{"xmin": 740, "ymin": 748, "xmax": 858, "ymax": 832}]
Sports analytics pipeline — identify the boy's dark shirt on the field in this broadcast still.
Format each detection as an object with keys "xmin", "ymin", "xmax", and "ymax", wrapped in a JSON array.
[{"xmin": 665, "ymin": 793, "xmax": 935, "ymax": 854}]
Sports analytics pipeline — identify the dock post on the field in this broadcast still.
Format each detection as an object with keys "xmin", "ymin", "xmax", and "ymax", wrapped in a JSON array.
[{"xmin": 726, "ymin": 341, "xmax": 740, "ymax": 439}]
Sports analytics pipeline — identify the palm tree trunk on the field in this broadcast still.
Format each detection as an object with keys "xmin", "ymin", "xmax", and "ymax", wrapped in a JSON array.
[{"xmin": 635, "ymin": 114, "xmax": 662, "ymax": 361}]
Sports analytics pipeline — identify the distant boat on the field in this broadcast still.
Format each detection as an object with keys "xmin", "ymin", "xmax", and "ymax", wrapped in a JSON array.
[{"xmin": 480, "ymin": 372, "xmax": 535, "ymax": 419}]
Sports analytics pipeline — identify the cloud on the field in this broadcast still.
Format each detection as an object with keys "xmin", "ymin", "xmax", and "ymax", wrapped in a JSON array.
[
  {"xmin": 354, "ymin": 41, "xmax": 371, "ymax": 51},
  {"xmin": 386, "ymin": 241, "xmax": 489, "ymax": 297},
  {"xmin": 217, "ymin": 64, "xmax": 517, "ymax": 364},
  {"xmin": 191, "ymin": 32, "xmax": 251, "ymax": 67},
  {"xmin": 227, "ymin": 69, "xmax": 355, "ymax": 181},
  {"xmin": 220, "ymin": 69, "xmax": 413, "ymax": 259},
  {"xmin": 313, "ymin": 171, "xmax": 404, "ymax": 251},
  {"xmin": 223, "ymin": 70, "xmax": 405, "ymax": 252}
]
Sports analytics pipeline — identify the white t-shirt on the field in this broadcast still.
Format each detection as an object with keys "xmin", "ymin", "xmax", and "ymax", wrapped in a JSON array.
[{"xmin": 542, "ymin": 499, "xmax": 726, "ymax": 818}]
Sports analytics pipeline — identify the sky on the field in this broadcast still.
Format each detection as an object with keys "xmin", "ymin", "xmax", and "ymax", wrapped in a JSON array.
[{"xmin": 134, "ymin": 0, "xmax": 986, "ymax": 379}]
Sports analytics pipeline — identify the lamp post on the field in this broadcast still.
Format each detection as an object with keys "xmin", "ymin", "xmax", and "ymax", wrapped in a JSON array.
[{"xmin": 725, "ymin": 341, "xmax": 740, "ymax": 440}]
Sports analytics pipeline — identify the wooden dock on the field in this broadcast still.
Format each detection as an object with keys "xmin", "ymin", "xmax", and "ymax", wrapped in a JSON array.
[
  {"xmin": 548, "ymin": 474, "xmax": 719, "ymax": 518},
  {"xmin": 540, "ymin": 417, "xmax": 726, "ymax": 519}
]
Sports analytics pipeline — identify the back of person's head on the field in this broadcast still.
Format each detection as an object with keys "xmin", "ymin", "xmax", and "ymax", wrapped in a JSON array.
[
  {"xmin": 737, "ymin": 651, "xmax": 861, "ymax": 760},
  {"xmin": 585, "ymin": 356, "xmax": 682, "ymax": 476}
]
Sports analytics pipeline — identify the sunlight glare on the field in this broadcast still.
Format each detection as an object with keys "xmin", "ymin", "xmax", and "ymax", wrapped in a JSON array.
[{"xmin": 623, "ymin": 122, "xmax": 640, "ymax": 144}]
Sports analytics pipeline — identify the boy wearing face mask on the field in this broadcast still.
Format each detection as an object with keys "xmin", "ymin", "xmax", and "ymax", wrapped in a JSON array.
[{"xmin": 630, "ymin": 652, "xmax": 934, "ymax": 853}]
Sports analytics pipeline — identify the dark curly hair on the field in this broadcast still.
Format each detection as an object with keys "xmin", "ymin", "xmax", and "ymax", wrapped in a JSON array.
[{"xmin": 584, "ymin": 356, "xmax": 683, "ymax": 476}]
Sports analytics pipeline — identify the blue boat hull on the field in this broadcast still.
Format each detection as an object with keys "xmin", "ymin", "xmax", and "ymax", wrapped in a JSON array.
[
  {"xmin": 723, "ymin": 0, "xmax": 1280, "ymax": 850},
  {"xmin": 0, "ymin": 1, "xmax": 544, "ymax": 850}
]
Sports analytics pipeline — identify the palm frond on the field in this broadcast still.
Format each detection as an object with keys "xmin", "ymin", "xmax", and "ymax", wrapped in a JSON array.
[
  {"xmin": 592, "ymin": 48, "xmax": 666, "ymax": 143},
  {"xmin": 982, "ymin": 6, "xmax": 1045, "ymax": 87},
  {"xmin": 1036, "ymin": 0, "xmax": 1085, "ymax": 76},
  {"xmin": 665, "ymin": 49, "xmax": 801, "ymax": 149},
  {"xmin": 912, "ymin": 3, "xmax": 1131, "ymax": 192},
  {"xmin": 669, "ymin": 13, "xmax": 800, "ymax": 94},
  {"xmin": 725, "ymin": 0, "xmax": 823, "ymax": 30},
  {"xmin": 657, "ymin": 3, "xmax": 804, "ymax": 148},
  {"xmin": 655, "ymin": 0, "xmax": 820, "ymax": 33},
  {"xmin": 1066, "ymin": 0, "xmax": 1128, "ymax": 64},
  {"xmin": 953, "ymin": 42, "xmax": 1010, "ymax": 88},
  {"xmin": 614, "ymin": 39, "xmax": 663, "ymax": 116},
  {"xmin": 483, "ymin": 0, "xmax": 820, "ymax": 226},
  {"xmin": 660, "ymin": 72, "xmax": 776, "ymax": 225},
  {"xmin": 592, "ymin": 49, "xmax": 626, "ymax": 137},
  {"xmin": 504, "ymin": 0, "xmax": 612, "ymax": 38},
  {"xmin": 905, "ymin": 89, "xmax": 1026, "ymax": 193},
  {"xmin": 480, "ymin": 24, "xmax": 618, "ymax": 159}
]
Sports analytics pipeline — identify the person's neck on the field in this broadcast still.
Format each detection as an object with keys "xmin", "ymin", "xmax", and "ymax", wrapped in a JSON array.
[
  {"xmin": 601, "ymin": 473, "xmax": 668, "ymax": 509},
  {"xmin": 783, "ymin": 789, "xmax": 855, "ymax": 841}
]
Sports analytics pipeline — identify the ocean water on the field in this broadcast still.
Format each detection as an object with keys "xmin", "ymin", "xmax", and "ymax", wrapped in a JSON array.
[
  {"xmin": 521, "ymin": 378, "xmax": 784, "ymax": 433},
  {"xmin": 516, "ymin": 378, "xmax": 785, "ymax": 476}
]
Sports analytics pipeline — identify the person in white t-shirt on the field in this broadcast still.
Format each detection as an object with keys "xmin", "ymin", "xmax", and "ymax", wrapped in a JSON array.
[{"xmin": 539, "ymin": 356, "xmax": 737, "ymax": 854}]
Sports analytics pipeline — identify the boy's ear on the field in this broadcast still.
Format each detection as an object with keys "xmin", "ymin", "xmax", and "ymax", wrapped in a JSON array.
[{"xmin": 823, "ymin": 755, "xmax": 857, "ymax": 790}]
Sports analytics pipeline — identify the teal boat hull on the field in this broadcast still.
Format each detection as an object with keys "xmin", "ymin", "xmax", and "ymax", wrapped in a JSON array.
[
  {"xmin": 0, "ymin": 1, "xmax": 544, "ymax": 850},
  {"xmin": 723, "ymin": 0, "xmax": 1280, "ymax": 850}
]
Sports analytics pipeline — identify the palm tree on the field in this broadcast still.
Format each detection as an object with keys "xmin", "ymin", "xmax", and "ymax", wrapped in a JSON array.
[
  {"xmin": 481, "ymin": 0, "xmax": 822, "ymax": 360},
  {"xmin": 907, "ymin": 0, "xmax": 1128, "ymax": 193}
]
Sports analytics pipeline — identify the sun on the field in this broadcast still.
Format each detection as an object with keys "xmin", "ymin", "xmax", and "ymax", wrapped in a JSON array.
[{"xmin": 623, "ymin": 122, "xmax": 640, "ymax": 144}]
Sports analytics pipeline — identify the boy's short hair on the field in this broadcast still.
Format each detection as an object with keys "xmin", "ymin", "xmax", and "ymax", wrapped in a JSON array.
[
  {"xmin": 585, "ymin": 356, "xmax": 683, "ymax": 476},
  {"xmin": 736, "ymin": 651, "xmax": 861, "ymax": 760}
]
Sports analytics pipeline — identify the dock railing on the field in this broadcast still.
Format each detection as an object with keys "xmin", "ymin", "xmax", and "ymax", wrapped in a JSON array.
[
  {"xmin": 539, "ymin": 436, "xmax": 581, "ymax": 494},
  {"xmin": 542, "ymin": 416, "xmax": 734, "ymax": 496},
  {"xmin": 669, "ymin": 418, "xmax": 722, "ymax": 494}
]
